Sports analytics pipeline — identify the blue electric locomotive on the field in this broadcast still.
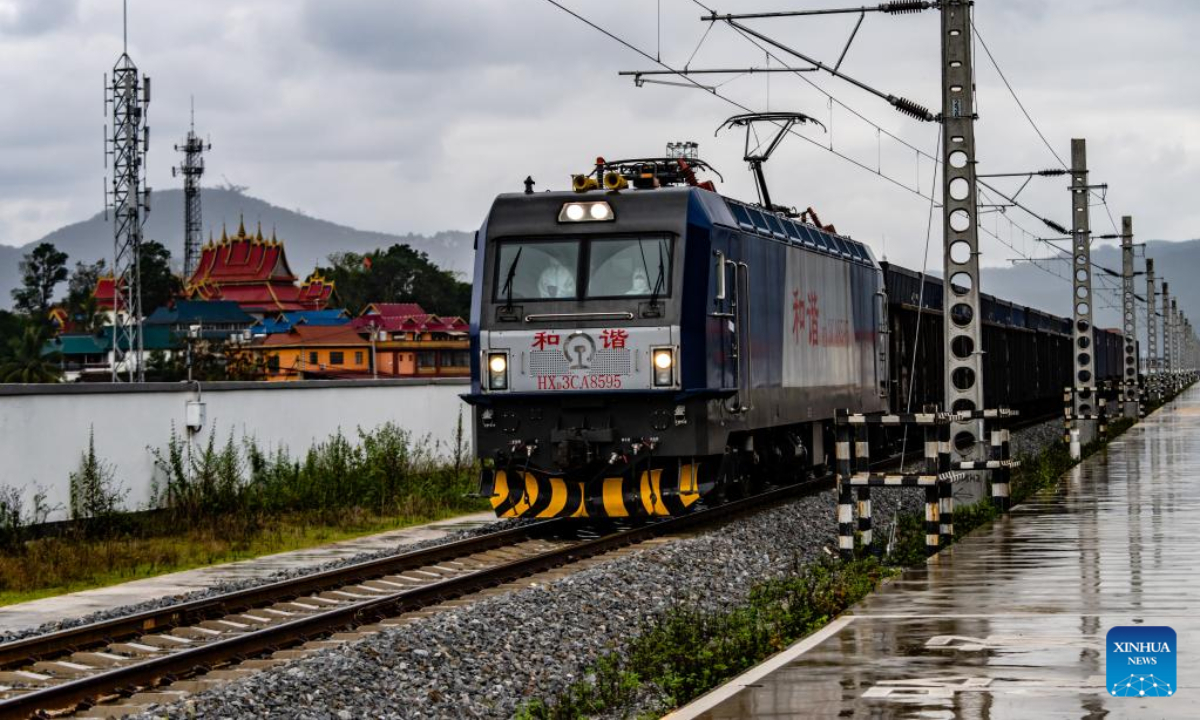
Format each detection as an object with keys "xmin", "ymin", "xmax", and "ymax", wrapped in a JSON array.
[{"xmin": 465, "ymin": 157, "xmax": 888, "ymax": 518}]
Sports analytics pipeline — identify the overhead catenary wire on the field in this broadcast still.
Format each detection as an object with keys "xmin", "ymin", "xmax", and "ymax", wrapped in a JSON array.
[
  {"xmin": 972, "ymin": 18, "xmax": 1121, "ymax": 236},
  {"xmin": 688, "ymin": 0, "xmax": 941, "ymax": 163},
  {"xmin": 542, "ymin": 0, "xmax": 944, "ymax": 206},
  {"xmin": 899, "ymin": 123, "xmax": 942, "ymax": 466},
  {"xmin": 545, "ymin": 0, "xmax": 1128, "ymax": 303}
]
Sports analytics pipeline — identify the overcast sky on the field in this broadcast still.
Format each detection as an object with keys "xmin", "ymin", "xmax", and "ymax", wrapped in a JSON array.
[{"xmin": 0, "ymin": 0, "xmax": 1197, "ymax": 273}]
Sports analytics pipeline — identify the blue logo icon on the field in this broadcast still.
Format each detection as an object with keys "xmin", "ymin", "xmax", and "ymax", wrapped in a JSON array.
[{"xmin": 1107, "ymin": 626, "xmax": 1176, "ymax": 697}]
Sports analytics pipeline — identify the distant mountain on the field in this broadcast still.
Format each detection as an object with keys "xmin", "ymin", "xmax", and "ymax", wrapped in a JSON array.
[
  {"xmin": 979, "ymin": 239, "xmax": 1200, "ymax": 335},
  {"xmin": 4, "ymin": 191, "xmax": 1196, "ymax": 335},
  {"xmin": 0, "ymin": 187, "xmax": 475, "ymax": 308}
]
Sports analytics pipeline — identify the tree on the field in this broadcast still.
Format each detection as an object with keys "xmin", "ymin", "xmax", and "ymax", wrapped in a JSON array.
[
  {"xmin": 0, "ymin": 325, "xmax": 62, "ymax": 383},
  {"xmin": 138, "ymin": 240, "xmax": 183, "ymax": 314},
  {"xmin": 0, "ymin": 311, "xmax": 27, "ymax": 358},
  {"xmin": 315, "ymin": 244, "xmax": 470, "ymax": 317},
  {"xmin": 66, "ymin": 260, "xmax": 107, "ymax": 332},
  {"xmin": 12, "ymin": 243, "xmax": 69, "ymax": 318}
]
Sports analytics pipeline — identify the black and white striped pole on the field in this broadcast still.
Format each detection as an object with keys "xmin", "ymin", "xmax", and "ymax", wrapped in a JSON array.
[
  {"xmin": 854, "ymin": 424, "xmax": 871, "ymax": 549},
  {"xmin": 836, "ymin": 421, "xmax": 854, "ymax": 559}
]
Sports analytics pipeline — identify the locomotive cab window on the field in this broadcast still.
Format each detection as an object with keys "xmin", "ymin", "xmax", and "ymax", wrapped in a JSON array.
[
  {"xmin": 586, "ymin": 236, "xmax": 671, "ymax": 298},
  {"xmin": 493, "ymin": 235, "xmax": 672, "ymax": 301},
  {"xmin": 495, "ymin": 241, "xmax": 580, "ymax": 300}
]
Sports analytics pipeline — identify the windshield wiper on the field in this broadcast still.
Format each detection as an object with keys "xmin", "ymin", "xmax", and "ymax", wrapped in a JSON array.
[
  {"xmin": 501, "ymin": 248, "xmax": 522, "ymax": 312},
  {"xmin": 649, "ymin": 242, "xmax": 666, "ymax": 308}
]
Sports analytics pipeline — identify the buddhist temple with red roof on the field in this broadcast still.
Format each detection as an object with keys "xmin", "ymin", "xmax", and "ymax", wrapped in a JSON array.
[
  {"xmin": 185, "ymin": 219, "xmax": 334, "ymax": 315},
  {"xmin": 94, "ymin": 276, "xmax": 122, "ymax": 312}
]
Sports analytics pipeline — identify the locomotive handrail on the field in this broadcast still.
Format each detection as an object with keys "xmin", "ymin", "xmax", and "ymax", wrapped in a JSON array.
[
  {"xmin": 737, "ymin": 260, "xmax": 754, "ymax": 412},
  {"xmin": 524, "ymin": 311, "xmax": 635, "ymax": 322}
]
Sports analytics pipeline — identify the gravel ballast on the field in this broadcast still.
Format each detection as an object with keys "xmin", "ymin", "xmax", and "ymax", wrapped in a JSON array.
[{"xmin": 132, "ymin": 419, "xmax": 1062, "ymax": 719}]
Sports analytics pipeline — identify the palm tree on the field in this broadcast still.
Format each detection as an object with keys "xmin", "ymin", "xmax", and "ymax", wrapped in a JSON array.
[{"xmin": 0, "ymin": 325, "xmax": 63, "ymax": 383}]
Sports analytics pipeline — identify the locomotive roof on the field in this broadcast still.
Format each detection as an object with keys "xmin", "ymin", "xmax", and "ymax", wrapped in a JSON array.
[{"xmin": 488, "ymin": 187, "xmax": 876, "ymax": 268}]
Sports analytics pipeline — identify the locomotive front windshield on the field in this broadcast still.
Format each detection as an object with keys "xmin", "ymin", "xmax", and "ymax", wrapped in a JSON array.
[{"xmin": 494, "ymin": 235, "xmax": 672, "ymax": 301}]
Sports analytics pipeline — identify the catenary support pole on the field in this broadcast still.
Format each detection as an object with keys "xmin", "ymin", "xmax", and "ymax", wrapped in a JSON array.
[
  {"xmin": 1146, "ymin": 259, "xmax": 1158, "ymax": 402},
  {"xmin": 940, "ymin": 0, "xmax": 986, "ymax": 504},
  {"xmin": 1121, "ymin": 217, "xmax": 1139, "ymax": 418},
  {"xmin": 1163, "ymin": 283, "xmax": 1173, "ymax": 394},
  {"xmin": 1069, "ymin": 139, "xmax": 1097, "ymax": 443}
]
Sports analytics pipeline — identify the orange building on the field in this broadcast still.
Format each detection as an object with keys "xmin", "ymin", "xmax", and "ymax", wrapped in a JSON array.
[
  {"xmin": 352, "ymin": 303, "xmax": 469, "ymax": 378},
  {"xmin": 257, "ymin": 324, "xmax": 373, "ymax": 381}
]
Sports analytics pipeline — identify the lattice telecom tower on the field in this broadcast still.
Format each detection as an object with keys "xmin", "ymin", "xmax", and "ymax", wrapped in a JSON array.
[
  {"xmin": 104, "ymin": 2, "xmax": 151, "ymax": 382},
  {"xmin": 174, "ymin": 99, "xmax": 210, "ymax": 281}
]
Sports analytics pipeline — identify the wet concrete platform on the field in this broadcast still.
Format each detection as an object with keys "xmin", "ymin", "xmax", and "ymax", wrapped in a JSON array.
[
  {"xmin": 671, "ymin": 387, "xmax": 1200, "ymax": 719},
  {"xmin": 0, "ymin": 511, "xmax": 497, "ymax": 634}
]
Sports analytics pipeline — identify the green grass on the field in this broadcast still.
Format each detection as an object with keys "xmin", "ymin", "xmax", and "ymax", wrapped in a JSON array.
[
  {"xmin": 0, "ymin": 418, "xmax": 489, "ymax": 605},
  {"xmin": 0, "ymin": 505, "xmax": 486, "ymax": 607}
]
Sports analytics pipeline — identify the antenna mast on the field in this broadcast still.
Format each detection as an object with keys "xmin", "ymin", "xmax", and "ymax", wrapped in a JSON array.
[
  {"xmin": 105, "ymin": 0, "xmax": 151, "ymax": 382},
  {"xmin": 174, "ymin": 97, "xmax": 211, "ymax": 281}
]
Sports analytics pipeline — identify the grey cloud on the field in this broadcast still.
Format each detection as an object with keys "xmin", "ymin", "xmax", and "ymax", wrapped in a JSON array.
[
  {"xmin": 0, "ymin": 0, "xmax": 78, "ymax": 36},
  {"xmin": 0, "ymin": 0, "xmax": 1197, "ymax": 268}
]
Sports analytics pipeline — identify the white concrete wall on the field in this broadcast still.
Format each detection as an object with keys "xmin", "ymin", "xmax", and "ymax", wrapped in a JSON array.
[{"xmin": 0, "ymin": 379, "xmax": 472, "ymax": 521}]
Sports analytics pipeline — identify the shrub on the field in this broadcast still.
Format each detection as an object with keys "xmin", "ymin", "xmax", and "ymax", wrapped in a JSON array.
[{"xmin": 68, "ymin": 427, "xmax": 127, "ymax": 525}]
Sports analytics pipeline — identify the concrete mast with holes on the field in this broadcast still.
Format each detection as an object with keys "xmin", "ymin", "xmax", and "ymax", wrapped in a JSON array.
[
  {"xmin": 1171, "ymin": 299, "xmax": 1180, "ymax": 392},
  {"xmin": 941, "ymin": 0, "xmax": 986, "ymax": 501},
  {"xmin": 1120, "ymin": 216, "xmax": 1139, "ymax": 418},
  {"xmin": 1145, "ymin": 258, "xmax": 1158, "ymax": 401},
  {"xmin": 1162, "ymin": 282, "xmax": 1172, "ymax": 392},
  {"xmin": 1069, "ymin": 139, "xmax": 1096, "ymax": 443}
]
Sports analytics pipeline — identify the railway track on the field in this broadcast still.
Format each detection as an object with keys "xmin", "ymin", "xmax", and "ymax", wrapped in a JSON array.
[
  {"xmin": 0, "ymin": 482, "xmax": 822, "ymax": 719},
  {"xmin": 0, "ymin": 412, "xmax": 1063, "ymax": 719}
]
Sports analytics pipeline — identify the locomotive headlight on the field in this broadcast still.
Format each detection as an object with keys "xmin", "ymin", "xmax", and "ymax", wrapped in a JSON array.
[
  {"xmin": 652, "ymin": 347, "xmax": 675, "ymax": 387},
  {"xmin": 486, "ymin": 352, "xmax": 509, "ymax": 390},
  {"xmin": 558, "ymin": 201, "xmax": 615, "ymax": 223}
]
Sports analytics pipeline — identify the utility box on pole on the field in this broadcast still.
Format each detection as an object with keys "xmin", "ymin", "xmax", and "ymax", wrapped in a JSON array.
[{"xmin": 1121, "ymin": 217, "xmax": 1139, "ymax": 419}]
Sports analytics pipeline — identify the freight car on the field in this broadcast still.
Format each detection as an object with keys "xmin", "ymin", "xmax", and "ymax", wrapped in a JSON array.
[
  {"xmin": 465, "ymin": 155, "xmax": 1121, "ymax": 519},
  {"xmin": 882, "ymin": 263, "xmax": 1123, "ymax": 423}
]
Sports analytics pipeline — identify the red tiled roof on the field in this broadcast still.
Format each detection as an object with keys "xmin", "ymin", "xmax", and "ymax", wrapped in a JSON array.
[
  {"xmin": 363, "ymin": 303, "xmax": 426, "ymax": 318},
  {"xmin": 189, "ymin": 220, "xmax": 294, "ymax": 287},
  {"xmin": 350, "ymin": 311, "xmax": 467, "ymax": 334},
  {"xmin": 260, "ymin": 324, "xmax": 370, "ymax": 348},
  {"xmin": 184, "ymin": 220, "xmax": 333, "ymax": 312},
  {"xmin": 94, "ymin": 276, "xmax": 122, "ymax": 310}
]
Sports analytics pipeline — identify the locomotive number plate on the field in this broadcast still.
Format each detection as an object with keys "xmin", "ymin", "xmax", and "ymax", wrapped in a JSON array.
[{"xmin": 536, "ymin": 374, "xmax": 624, "ymax": 391}]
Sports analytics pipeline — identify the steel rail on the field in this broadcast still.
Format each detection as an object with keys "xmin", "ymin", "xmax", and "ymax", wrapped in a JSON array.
[
  {"xmin": 0, "ymin": 483, "xmax": 819, "ymax": 719},
  {"xmin": 0, "ymin": 520, "xmax": 565, "ymax": 671}
]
